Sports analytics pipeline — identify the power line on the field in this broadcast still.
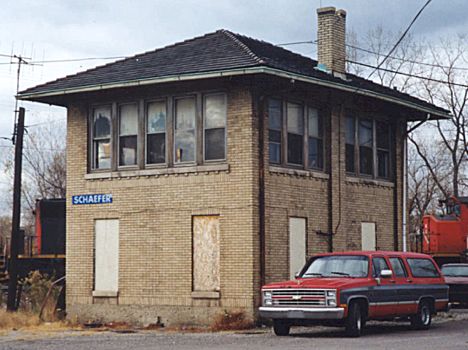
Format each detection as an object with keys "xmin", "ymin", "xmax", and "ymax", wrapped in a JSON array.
[
  {"xmin": 347, "ymin": 59, "xmax": 468, "ymax": 88},
  {"xmin": 367, "ymin": 0, "xmax": 433, "ymax": 79}
]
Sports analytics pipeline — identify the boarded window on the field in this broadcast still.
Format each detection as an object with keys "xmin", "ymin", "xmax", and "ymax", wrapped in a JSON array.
[
  {"xmin": 94, "ymin": 219, "xmax": 119, "ymax": 293},
  {"xmin": 361, "ymin": 222, "xmax": 376, "ymax": 251},
  {"xmin": 289, "ymin": 217, "xmax": 306, "ymax": 279},
  {"xmin": 193, "ymin": 216, "xmax": 220, "ymax": 291}
]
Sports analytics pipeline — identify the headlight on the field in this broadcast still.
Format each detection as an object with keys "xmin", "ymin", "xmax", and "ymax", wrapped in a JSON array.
[
  {"xmin": 326, "ymin": 290, "xmax": 337, "ymax": 307},
  {"xmin": 263, "ymin": 291, "xmax": 272, "ymax": 306}
]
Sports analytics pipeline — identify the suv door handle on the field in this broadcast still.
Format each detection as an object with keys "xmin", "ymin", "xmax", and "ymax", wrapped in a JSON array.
[
  {"xmin": 406, "ymin": 279, "xmax": 413, "ymax": 283},
  {"xmin": 389, "ymin": 280, "xmax": 396, "ymax": 283}
]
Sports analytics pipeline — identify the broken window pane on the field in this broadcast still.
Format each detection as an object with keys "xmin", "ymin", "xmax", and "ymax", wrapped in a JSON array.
[
  {"xmin": 288, "ymin": 134, "xmax": 303, "ymax": 165},
  {"xmin": 147, "ymin": 102, "xmax": 166, "ymax": 133},
  {"xmin": 376, "ymin": 121, "xmax": 390, "ymax": 149},
  {"xmin": 204, "ymin": 94, "xmax": 226, "ymax": 161},
  {"xmin": 175, "ymin": 98, "xmax": 196, "ymax": 163},
  {"xmin": 93, "ymin": 106, "xmax": 112, "ymax": 169},
  {"xmin": 94, "ymin": 107, "xmax": 111, "ymax": 138},
  {"xmin": 360, "ymin": 146, "xmax": 373, "ymax": 175},
  {"xmin": 359, "ymin": 119, "xmax": 373, "ymax": 147},
  {"xmin": 147, "ymin": 101, "xmax": 166, "ymax": 164}
]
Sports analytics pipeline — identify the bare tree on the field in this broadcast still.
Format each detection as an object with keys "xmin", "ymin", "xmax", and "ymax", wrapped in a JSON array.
[{"xmin": 3, "ymin": 120, "xmax": 66, "ymax": 230}]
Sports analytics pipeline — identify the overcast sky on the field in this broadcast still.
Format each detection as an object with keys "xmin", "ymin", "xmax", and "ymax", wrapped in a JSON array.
[{"xmin": 0, "ymin": 0, "xmax": 466, "ymax": 207}]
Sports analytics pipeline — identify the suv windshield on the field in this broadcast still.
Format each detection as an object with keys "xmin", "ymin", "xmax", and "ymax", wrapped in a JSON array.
[
  {"xmin": 301, "ymin": 255, "xmax": 369, "ymax": 278},
  {"xmin": 442, "ymin": 265, "xmax": 468, "ymax": 277}
]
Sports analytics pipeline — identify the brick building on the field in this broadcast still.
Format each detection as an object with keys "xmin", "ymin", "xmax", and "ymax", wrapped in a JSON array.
[{"xmin": 19, "ymin": 7, "xmax": 448, "ymax": 325}]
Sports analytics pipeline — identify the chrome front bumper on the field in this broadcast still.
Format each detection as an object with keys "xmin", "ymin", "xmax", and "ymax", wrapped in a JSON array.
[{"xmin": 259, "ymin": 306, "xmax": 345, "ymax": 320}]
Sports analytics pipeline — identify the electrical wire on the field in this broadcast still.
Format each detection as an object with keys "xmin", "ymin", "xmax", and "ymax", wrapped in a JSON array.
[
  {"xmin": 366, "ymin": 0, "xmax": 433, "ymax": 79},
  {"xmin": 347, "ymin": 59, "xmax": 468, "ymax": 88}
]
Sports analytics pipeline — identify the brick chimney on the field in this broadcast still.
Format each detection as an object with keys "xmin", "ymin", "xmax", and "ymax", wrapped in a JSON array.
[{"xmin": 316, "ymin": 6, "xmax": 347, "ymax": 75}]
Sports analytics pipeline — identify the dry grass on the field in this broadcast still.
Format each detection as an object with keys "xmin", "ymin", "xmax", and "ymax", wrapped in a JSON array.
[
  {"xmin": 0, "ymin": 309, "xmax": 83, "ymax": 332},
  {"xmin": 210, "ymin": 310, "xmax": 254, "ymax": 331}
]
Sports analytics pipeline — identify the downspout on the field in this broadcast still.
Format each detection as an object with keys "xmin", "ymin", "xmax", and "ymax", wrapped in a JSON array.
[
  {"xmin": 402, "ymin": 133, "xmax": 408, "ymax": 252},
  {"xmin": 402, "ymin": 114, "xmax": 431, "ymax": 252}
]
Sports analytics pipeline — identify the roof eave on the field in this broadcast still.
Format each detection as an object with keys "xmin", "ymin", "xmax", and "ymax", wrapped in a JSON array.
[{"xmin": 17, "ymin": 66, "xmax": 450, "ymax": 119}]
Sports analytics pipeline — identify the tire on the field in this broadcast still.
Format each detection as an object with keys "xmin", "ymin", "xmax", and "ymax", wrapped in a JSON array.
[
  {"xmin": 410, "ymin": 300, "xmax": 432, "ymax": 330},
  {"xmin": 273, "ymin": 320, "xmax": 290, "ymax": 336},
  {"xmin": 345, "ymin": 302, "xmax": 364, "ymax": 337}
]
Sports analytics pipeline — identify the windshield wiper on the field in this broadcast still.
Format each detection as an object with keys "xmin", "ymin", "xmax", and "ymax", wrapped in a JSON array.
[
  {"xmin": 303, "ymin": 272, "xmax": 323, "ymax": 277},
  {"xmin": 329, "ymin": 271, "xmax": 350, "ymax": 276}
]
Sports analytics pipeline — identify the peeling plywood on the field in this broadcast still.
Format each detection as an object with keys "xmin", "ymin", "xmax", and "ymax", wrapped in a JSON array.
[{"xmin": 193, "ymin": 216, "xmax": 220, "ymax": 292}]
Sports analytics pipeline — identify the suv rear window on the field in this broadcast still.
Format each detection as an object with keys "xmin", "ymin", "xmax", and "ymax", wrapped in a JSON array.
[{"xmin": 407, "ymin": 258, "xmax": 439, "ymax": 278}]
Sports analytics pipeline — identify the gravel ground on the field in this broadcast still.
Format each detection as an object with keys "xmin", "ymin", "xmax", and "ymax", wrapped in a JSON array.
[{"xmin": 1, "ymin": 311, "xmax": 468, "ymax": 350}]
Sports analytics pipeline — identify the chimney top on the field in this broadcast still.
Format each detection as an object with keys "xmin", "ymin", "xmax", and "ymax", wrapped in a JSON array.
[{"xmin": 316, "ymin": 6, "xmax": 347, "ymax": 76}]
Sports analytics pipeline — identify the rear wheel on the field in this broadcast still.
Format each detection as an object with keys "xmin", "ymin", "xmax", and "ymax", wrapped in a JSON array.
[
  {"xmin": 273, "ymin": 320, "xmax": 290, "ymax": 336},
  {"xmin": 345, "ymin": 302, "xmax": 364, "ymax": 337},
  {"xmin": 410, "ymin": 300, "xmax": 432, "ymax": 330}
]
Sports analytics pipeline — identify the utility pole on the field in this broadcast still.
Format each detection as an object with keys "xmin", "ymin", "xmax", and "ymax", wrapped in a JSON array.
[{"xmin": 7, "ymin": 107, "xmax": 25, "ymax": 311}]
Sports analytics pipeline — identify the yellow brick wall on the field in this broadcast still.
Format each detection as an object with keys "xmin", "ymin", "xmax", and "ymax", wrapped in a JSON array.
[{"xmin": 66, "ymin": 85, "xmax": 260, "ymax": 325}]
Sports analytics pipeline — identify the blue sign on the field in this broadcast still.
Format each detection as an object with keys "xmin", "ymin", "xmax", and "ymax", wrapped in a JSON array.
[{"xmin": 72, "ymin": 194, "xmax": 113, "ymax": 205}]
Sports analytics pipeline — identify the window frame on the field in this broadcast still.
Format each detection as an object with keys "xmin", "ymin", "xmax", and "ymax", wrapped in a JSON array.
[
  {"xmin": 90, "ymin": 104, "xmax": 113, "ymax": 171},
  {"xmin": 117, "ymin": 102, "xmax": 139, "ymax": 169},
  {"xmin": 203, "ymin": 93, "xmax": 227, "ymax": 163},
  {"xmin": 145, "ymin": 98, "xmax": 168, "ymax": 167},
  {"xmin": 173, "ymin": 95, "xmax": 198, "ymax": 165},
  {"xmin": 345, "ymin": 114, "xmax": 393, "ymax": 180},
  {"xmin": 267, "ymin": 98, "xmax": 325, "ymax": 172}
]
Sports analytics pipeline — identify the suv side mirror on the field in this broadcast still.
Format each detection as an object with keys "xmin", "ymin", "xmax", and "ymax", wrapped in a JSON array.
[{"xmin": 380, "ymin": 269, "xmax": 393, "ymax": 278}]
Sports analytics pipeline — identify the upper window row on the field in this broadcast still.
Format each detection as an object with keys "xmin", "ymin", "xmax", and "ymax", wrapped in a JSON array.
[
  {"xmin": 268, "ymin": 99, "xmax": 324, "ymax": 170},
  {"xmin": 91, "ymin": 93, "xmax": 227, "ymax": 170}
]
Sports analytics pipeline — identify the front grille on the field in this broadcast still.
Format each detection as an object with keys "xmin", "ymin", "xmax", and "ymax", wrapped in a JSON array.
[{"xmin": 271, "ymin": 289, "xmax": 327, "ymax": 307}]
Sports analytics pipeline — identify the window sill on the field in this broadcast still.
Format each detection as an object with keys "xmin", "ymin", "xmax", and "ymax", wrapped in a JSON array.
[
  {"xmin": 269, "ymin": 166, "xmax": 329, "ymax": 180},
  {"xmin": 191, "ymin": 291, "xmax": 220, "ymax": 299},
  {"xmin": 85, "ymin": 163, "xmax": 229, "ymax": 180},
  {"xmin": 346, "ymin": 176, "xmax": 394, "ymax": 188},
  {"xmin": 92, "ymin": 290, "xmax": 119, "ymax": 298}
]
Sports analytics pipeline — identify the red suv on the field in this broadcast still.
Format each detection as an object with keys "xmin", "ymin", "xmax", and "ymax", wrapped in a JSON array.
[{"xmin": 259, "ymin": 251, "xmax": 449, "ymax": 337}]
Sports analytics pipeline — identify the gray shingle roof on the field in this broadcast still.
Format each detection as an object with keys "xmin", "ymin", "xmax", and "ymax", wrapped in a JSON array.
[{"xmin": 18, "ymin": 29, "xmax": 448, "ymax": 116}]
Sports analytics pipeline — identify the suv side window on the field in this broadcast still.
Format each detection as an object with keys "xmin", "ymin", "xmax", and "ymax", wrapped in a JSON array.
[
  {"xmin": 389, "ymin": 257, "xmax": 407, "ymax": 277},
  {"xmin": 372, "ymin": 257, "xmax": 390, "ymax": 277},
  {"xmin": 407, "ymin": 258, "xmax": 440, "ymax": 278}
]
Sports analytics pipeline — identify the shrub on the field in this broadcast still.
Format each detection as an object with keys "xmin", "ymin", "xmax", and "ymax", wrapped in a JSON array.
[{"xmin": 210, "ymin": 310, "xmax": 254, "ymax": 331}]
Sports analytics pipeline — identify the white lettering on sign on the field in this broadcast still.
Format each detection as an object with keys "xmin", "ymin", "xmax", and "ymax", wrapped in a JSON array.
[{"xmin": 72, "ymin": 194, "xmax": 113, "ymax": 205}]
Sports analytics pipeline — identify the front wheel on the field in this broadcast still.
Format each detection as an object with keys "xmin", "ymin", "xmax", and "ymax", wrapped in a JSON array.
[
  {"xmin": 273, "ymin": 320, "xmax": 290, "ymax": 336},
  {"xmin": 410, "ymin": 301, "xmax": 432, "ymax": 330},
  {"xmin": 345, "ymin": 302, "xmax": 364, "ymax": 337}
]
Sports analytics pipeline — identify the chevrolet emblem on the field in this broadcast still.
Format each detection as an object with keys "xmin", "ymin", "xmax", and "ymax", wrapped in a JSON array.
[{"xmin": 292, "ymin": 295, "xmax": 302, "ymax": 300}]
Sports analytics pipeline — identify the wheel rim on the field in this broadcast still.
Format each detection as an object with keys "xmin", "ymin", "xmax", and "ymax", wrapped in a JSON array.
[{"xmin": 421, "ymin": 306, "xmax": 430, "ymax": 325}]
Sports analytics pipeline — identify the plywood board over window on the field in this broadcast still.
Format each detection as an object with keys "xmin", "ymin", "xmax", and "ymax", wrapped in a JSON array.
[
  {"xmin": 94, "ymin": 219, "xmax": 119, "ymax": 295},
  {"xmin": 361, "ymin": 222, "xmax": 376, "ymax": 251},
  {"xmin": 289, "ymin": 217, "xmax": 307, "ymax": 279},
  {"xmin": 193, "ymin": 216, "xmax": 220, "ymax": 292}
]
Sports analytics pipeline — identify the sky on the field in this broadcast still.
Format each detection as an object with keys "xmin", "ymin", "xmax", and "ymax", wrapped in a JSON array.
[{"xmin": 0, "ymin": 0, "xmax": 467, "ymax": 210}]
